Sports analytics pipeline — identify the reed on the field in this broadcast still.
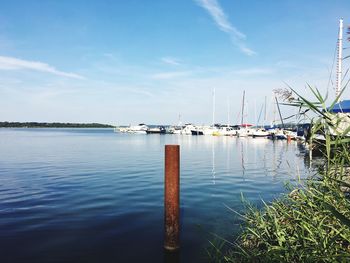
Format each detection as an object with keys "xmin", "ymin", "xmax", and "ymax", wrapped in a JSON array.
[{"xmin": 215, "ymin": 87, "xmax": 350, "ymax": 262}]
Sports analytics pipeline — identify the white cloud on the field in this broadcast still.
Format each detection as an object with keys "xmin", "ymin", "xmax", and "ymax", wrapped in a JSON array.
[
  {"xmin": 151, "ymin": 71, "xmax": 192, "ymax": 80},
  {"xmin": 195, "ymin": 0, "xmax": 256, "ymax": 56},
  {"xmin": 0, "ymin": 55, "xmax": 84, "ymax": 79},
  {"xmin": 161, "ymin": 57, "xmax": 181, "ymax": 66},
  {"xmin": 237, "ymin": 43, "xmax": 256, "ymax": 56},
  {"xmin": 196, "ymin": 0, "xmax": 244, "ymax": 38}
]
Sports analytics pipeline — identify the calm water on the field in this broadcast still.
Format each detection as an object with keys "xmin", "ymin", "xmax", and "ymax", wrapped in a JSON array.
[{"xmin": 0, "ymin": 128, "xmax": 309, "ymax": 262}]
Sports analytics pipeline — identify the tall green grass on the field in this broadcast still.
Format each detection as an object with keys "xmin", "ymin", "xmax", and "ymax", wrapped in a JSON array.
[{"xmin": 215, "ymin": 87, "xmax": 350, "ymax": 262}]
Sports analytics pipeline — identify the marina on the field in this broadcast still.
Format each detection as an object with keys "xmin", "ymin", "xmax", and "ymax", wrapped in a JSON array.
[{"xmin": 115, "ymin": 123, "xmax": 303, "ymax": 140}]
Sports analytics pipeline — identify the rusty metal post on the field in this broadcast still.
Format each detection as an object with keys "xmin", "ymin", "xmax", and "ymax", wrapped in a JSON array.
[{"xmin": 164, "ymin": 145, "xmax": 180, "ymax": 251}]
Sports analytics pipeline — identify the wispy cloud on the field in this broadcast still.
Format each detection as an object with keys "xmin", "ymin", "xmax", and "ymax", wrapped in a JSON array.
[
  {"xmin": 161, "ymin": 57, "xmax": 181, "ymax": 66},
  {"xmin": 0, "ymin": 55, "xmax": 84, "ymax": 79},
  {"xmin": 151, "ymin": 71, "xmax": 192, "ymax": 80},
  {"xmin": 195, "ymin": 0, "xmax": 256, "ymax": 56},
  {"xmin": 238, "ymin": 44, "xmax": 256, "ymax": 56}
]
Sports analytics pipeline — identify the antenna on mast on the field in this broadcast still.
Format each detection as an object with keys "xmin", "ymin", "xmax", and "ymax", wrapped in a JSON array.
[{"xmin": 336, "ymin": 18, "xmax": 343, "ymax": 101}]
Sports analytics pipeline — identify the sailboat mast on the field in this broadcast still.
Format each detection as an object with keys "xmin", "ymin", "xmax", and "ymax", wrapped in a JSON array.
[
  {"xmin": 336, "ymin": 18, "xmax": 343, "ymax": 101},
  {"xmin": 264, "ymin": 96, "xmax": 267, "ymax": 126},
  {"xmin": 241, "ymin": 90, "xmax": 245, "ymax": 126},
  {"xmin": 227, "ymin": 98, "xmax": 230, "ymax": 127},
  {"xmin": 254, "ymin": 100, "xmax": 257, "ymax": 126},
  {"xmin": 212, "ymin": 88, "xmax": 216, "ymax": 126},
  {"xmin": 275, "ymin": 96, "xmax": 285, "ymax": 129}
]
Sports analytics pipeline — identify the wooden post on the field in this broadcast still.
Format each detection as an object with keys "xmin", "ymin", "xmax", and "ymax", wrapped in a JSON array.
[{"xmin": 164, "ymin": 145, "xmax": 180, "ymax": 251}]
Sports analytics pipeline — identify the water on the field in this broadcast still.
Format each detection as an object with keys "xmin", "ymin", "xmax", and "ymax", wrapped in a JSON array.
[{"xmin": 0, "ymin": 128, "xmax": 309, "ymax": 262}]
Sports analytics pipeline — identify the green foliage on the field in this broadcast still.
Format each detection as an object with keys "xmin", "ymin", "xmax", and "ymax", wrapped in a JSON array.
[
  {"xmin": 228, "ymin": 178, "xmax": 350, "ymax": 262},
  {"xmin": 214, "ymin": 86, "xmax": 350, "ymax": 262}
]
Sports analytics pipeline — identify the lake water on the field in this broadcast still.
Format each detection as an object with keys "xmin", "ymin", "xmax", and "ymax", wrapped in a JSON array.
[{"xmin": 0, "ymin": 128, "xmax": 309, "ymax": 262}]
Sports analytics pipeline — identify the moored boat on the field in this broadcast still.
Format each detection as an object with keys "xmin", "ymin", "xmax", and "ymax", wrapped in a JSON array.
[
  {"xmin": 182, "ymin": 123, "xmax": 196, "ymax": 135},
  {"xmin": 146, "ymin": 126, "xmax": 166, "ymax": 134},
  {"xmin": 127, "ymin": 123, "xmax": 149, "ymax": 134},
  {"xmin": 252, "ymin": 128, "xmax": 269, "ymax": 138},
  {"xmin": 217, "ymin": 126, "xmax": 236, "ymax": 136}
]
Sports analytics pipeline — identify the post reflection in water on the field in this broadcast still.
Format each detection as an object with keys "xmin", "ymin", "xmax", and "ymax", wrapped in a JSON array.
[{"xmin": 164, "ymin": 249, "xmax": 180, "ymax": 263}]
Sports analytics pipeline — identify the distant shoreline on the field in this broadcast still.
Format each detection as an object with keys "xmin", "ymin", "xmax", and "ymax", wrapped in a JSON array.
[{"xmin": 0, "ymin": 122, "xmax": 114, "ymax": 128}]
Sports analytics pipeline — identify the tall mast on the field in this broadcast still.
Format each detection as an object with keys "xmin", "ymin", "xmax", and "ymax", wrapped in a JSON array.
[
  {"xmin": 241, "ymin": 90, "xmax": 245, "ymax": 126},
  {"xmin": 212, "ymin": 88, "xmax": 216, "ymax": 126},
  {"xmin": 227, "ymin": 98, "xmax": 230, "ymax": 127},
  {"xmin": 264, "ymin": 96, "xmax": 267, "ymax": 127},
  {"xmin": 336, "ymin": 18, "xmax": 343, "ymax": 101},
  {"xmin": 254, "ymin": 99, "xmax": 257, "ymax": 126},
  {"xmin": 272, "ymin": 94, "xmax": 276, "ymax": 127},
  {"xmin": 275, "ymin": 96, "xmax": 285, "ymax": 129}
]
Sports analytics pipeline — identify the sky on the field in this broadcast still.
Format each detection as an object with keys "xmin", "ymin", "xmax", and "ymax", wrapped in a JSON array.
[{"xmin": 1, "ymin": 0, "xmax": 350, "ymax": 125}]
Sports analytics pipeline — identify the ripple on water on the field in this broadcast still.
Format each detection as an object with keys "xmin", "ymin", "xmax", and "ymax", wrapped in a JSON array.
[{"xmin": 0, "ymin": 130, "xmax": 310, "ymax": 262}]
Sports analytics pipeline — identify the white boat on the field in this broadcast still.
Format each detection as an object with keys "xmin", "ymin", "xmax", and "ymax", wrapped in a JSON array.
[
  {"xmin": 115, "ymin": 126, "xmax": 128, "ymax": 133},
  {"xmin": 191, "ymin": 126, "xmax": 204, "ymax": 135},
  {"xmin": 172, "ymin": 126, "xmax": 183, "ymax": 134},
  {"xmin": 237, "ymin": 127, "xmax": 249, "ymax": 137},
  {"xmin": 182, "ymin": 123, "xmax": 196, "ymax": 135},
  {"xmin": 236, "ymin": 124, "xmax": 253, "ymax": 137},
  {"xmin": 275, "ymin": 129, "xmax": 287, "ymax": 140},
  {"xmin": 237, "ymin": 91, "xmax": 253, "ymax": 137},
  {"xmin": 146, "ymin": 126, "xmax": 166, "ymax": 134},
  {"xmin": 202, "ymin": 125, "xmax": 219, "ymax": 135},
  {"xmin": 252, "ymin": 128, "xmax": 269, "ymax": 138},
  {"xmin": 170, "ymin": 114, "xmax": 184, "ymax": 134},
  {"xmin": 217, "ymin": 126, "xmax": 236, "ymax": 136},
  {"xmin": 128, "ymin": 123, "xmax": 149, "ymax": 134}
]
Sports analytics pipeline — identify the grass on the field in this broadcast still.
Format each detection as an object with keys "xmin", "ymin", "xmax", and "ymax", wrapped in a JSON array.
[{"xmin": 212, "ymin": 87, "xmax": 350, "ymax": 262}]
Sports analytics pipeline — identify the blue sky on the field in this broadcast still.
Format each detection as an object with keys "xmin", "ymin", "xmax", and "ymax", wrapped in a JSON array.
[{"xmin": 1, "ymin": 0, "xmax": 350, "ymax": 125}]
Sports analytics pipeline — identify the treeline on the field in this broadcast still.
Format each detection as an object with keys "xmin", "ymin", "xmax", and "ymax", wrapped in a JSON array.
[{"xmin": 0, "ymin": 122, "xmax": 114, "ymax": 128}]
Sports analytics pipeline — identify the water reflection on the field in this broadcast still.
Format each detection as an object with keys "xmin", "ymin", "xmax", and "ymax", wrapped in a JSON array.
[
  {"xmin": 196, "ymin": 135, "xmax": 309, "ymax": 189},
  {"xmin": 212, "ymin": 138, "xmax": 216, "ymax": 185},
  {"xmin": 164, "ymin": 249, "xmax": 180, "ymax": 263}
]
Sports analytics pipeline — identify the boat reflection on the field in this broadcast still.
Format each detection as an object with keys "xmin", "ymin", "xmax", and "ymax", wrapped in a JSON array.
[{"xmin": 207, "ymin": 137, "xmax": 308, "ymax": 184}]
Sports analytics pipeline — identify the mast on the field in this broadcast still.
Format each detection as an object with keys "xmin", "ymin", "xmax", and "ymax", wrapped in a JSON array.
[
  {"xmin": 241, "ymin": 90, "xmax": 245, "ymax": 126},
  {"xmin": 212, "ymin": 88, "xmax": 216, "ymax": 126},
  {"xmin": 272, "ymin": 94, "xmax": 276, "ymax": 127},
  {"xmin": 336, "ymin": 18, "xmax": 343, "ymax": 101},
  {"xmin": 264, "ymin": 96, "xmax": 267, "ymax": 126},
  {"xmin": 254, "ymin": 99, "xmax": 257, "ymax": 126},
  {"xmin": 178, "ymin": 113, "xmax": 182, "ymax": 126},
  {"xmin": 275, "ymin": 96, "xmax": 285, "ymax": 129},
  {"xmin": 227, "ymin": 98, "xmax": 230, "ymax": 127}
]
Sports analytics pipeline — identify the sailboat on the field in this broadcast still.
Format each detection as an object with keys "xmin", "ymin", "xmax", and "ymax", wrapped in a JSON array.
[
  {"xmin": 252, "ymin": 97, "xmax": 269, "ymax": 138},
  {"xmin": 170, "ymin": 114, "xmax": 185, "ymax": 134},
  {"xmin": 217, "ymin": 98, "xmax": 236, "ymax": 136},
  {"xmin": 203, "ymin": 88, "xmax": 219, "ymax": 135},
  {"xmin": 237, "ymin": 91, "xmax": 251, "ymax": 137}
]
